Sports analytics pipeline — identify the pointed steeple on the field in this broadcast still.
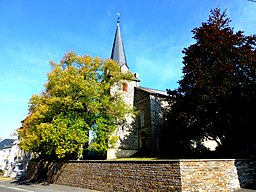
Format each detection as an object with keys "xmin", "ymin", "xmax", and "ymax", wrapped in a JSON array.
[{"xmin": 111, "ymin": 16, "xmax": 129, "ymax": 71}]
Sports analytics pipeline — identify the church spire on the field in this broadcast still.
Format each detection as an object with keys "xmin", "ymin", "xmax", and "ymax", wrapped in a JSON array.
[{"xmin": 111, "ymin": 15, "xmax": 129, "ymax": 71}]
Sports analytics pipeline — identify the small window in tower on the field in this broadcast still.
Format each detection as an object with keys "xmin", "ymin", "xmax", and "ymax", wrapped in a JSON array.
[
  {"xmin": 122, "ymin": 82, "xmax": 128, "ymax": 92},
  {"xmin": 140, "ymin": 110, "xmax": 145, "ymax": 127}
]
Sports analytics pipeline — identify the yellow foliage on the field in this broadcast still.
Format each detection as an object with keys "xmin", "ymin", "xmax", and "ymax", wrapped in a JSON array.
[{"xmin": 18, "ymin": 51, "xmax": 135, "ymax": 159}]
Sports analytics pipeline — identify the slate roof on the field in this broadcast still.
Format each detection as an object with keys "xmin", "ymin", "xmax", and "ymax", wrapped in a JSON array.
[
  {"xmin": 110, "ymin": 18, "xmax": 128, "ymax": 69},
  {"xmin": 0, "ymin": 139, "xmax": 16, "ymax": 150},
  {"xmin": 136, "ymin": 86, "xmax": 169, "ymax": 97}
]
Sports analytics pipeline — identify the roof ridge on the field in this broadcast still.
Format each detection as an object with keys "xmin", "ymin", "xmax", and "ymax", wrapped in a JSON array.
[
  {"xmin": 138, "ymin": 86, "xmax": 166, "ymax": 92},
  {"xmin": 136, "ymin": 86, "xmax": 169, "ymax": 96}
]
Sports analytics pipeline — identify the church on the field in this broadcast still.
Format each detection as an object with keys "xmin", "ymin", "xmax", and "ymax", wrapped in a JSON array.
[{"xmin": 107, "ymin": 18, "xmax": 170, "ymax": 159}]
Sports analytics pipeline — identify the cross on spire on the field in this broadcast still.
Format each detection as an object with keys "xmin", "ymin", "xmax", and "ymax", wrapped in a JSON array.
[{"xmin": 117, "ymin": 12, "xmax": 120, "ymax": 23}]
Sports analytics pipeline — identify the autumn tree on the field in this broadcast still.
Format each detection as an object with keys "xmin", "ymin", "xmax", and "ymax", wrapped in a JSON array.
[
  {"xmin": 166, "ymin": 8, "xmax": 256, "ymax": 157},
  {"xmin": 18, "ymin": 52, "xmax": 134, "ymax": 159}
]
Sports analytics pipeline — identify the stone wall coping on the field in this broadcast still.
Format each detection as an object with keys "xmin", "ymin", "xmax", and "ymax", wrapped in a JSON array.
[
  {"xmin": 32, "ymin": 158, "xmax": 253, "ymax": 164},
  {"xmin": 51, "ymin": 159, "xmax": 180, "ymax": 164}
]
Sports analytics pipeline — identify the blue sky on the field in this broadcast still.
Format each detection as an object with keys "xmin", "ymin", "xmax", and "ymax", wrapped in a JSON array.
[{"xmin": 0, "ymin": 0, "xmax": 255, "ymax": 139}]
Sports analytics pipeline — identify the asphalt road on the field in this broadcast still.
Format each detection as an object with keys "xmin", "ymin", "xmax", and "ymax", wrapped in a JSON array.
[
  {"xmin": 0, "ymin": 178, "xmax": 99, "ymax": 192},
  {"xmin": 235, "ymin": 189, "xmax": 256, "ymax": 192},
  {"xmin": 1, "ymin": 177, "xmax": 256, "ymax": 191}
]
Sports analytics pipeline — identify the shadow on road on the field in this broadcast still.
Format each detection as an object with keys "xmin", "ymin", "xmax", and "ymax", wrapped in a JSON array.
[{"xmin": 11, "ymin": 177, "xmax": 50, "ymax": 187}]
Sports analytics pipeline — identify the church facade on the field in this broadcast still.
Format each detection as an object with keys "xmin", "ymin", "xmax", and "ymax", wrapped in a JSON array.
[{"xmin": 107, "ymin": 18, "xmax": 170, "ymax": 159}]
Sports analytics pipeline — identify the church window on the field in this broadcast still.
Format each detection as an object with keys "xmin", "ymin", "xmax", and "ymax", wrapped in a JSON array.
[
  {"xmin": 122, "ymin": 82, "xmax": 128, "ymax": 92},
  {"xmin": 140, "ymin": 110, "xmax": 145, "ymax": 127}
]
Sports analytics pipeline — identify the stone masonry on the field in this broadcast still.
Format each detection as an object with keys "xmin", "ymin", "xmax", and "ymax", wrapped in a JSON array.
[{"xmin": 26, "ymin": 159, "xmax": 256, "ymax": 192}]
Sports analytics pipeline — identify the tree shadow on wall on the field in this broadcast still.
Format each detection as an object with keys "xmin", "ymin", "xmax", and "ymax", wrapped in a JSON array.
[
  {"xmin": 235, "ymin": 160, "xmax": 256, "ymax": 190},
  {"xmin": 12, "ymin": 159, "xmax": 66, "ymax": 186},
  {"xmin": 115, "ymin": 119, "xmax": 139, "ymax": 157}
]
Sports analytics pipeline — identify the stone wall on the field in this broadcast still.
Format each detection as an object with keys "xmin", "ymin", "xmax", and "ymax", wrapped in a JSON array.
[
  {"xmin": 134, "ymin": 89, "xmax": 151, "ymax": 150},
  {"xmin": 134, "ymin": 88, "xmax": 169, "ymax": 155},
  {"xmin": 180, "ymin": 160, "xmax": 240, "ymax": 191},
  {"xmin": 26, "ymin": 159, "xmax": 256, "ymax": 192},
  {"xmin": 149, "ymin": 94, "xmax": 169, "ymax": 155},
  {"xmin": 26, "ymin": 160, "xmax": 182, "ymax": 191},
  {"xmin": 108, "ymin": 80, "xmax": 138, "ymax": 159}
]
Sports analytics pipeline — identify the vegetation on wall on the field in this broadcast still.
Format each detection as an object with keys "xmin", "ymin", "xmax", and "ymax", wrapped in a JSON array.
[
  {"xmin": 18, "ymin": 52, "xmax": 134, "ymax": 159},
  {"xmin": 165, "ymin": 8, "xmax": 256, "ymax": 158}
]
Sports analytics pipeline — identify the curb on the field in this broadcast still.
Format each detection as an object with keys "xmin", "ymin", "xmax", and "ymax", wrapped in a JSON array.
[{"xmin": 0, "ymin": 176, "xmax": 12, "ymax": 181}]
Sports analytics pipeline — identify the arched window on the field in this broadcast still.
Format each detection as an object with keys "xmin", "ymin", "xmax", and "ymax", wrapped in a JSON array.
[
  {"xmin": 122, "ymin": 82, "xmax": 128, "ymax": 92},
  {"xmin": 140, "ymin": 110, "xmax": 145, "ymax": 127}
]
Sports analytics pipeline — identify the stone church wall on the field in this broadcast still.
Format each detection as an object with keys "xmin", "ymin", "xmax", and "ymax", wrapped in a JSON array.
[
  {"xmin": 108, "ymin": 80, "xmax": 139, "ymax": 159},
  {"xmin": 134, "ymin": 88, "xmax": 170, "ymax": 155},
  {"xmin": 134, "ymin": 89, "xmax": 151, "ymax": 150},
  {"xmin": 149, "ymin": 94, "xmax": 169, "ymax": 155},
  {"xmin": 150, "ymin": 94, "xmax": 162, "ymax": 154}
]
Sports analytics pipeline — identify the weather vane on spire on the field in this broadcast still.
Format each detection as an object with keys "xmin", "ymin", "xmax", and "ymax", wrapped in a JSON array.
[{"xmin": 117, "ymin": 12, "xmax": 120, "ymax": 23}]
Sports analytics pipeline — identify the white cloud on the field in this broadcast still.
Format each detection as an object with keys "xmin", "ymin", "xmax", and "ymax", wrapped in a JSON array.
[
  {"xmin": 134, "ymin": 55, "xmax": 182, "ymax": 90},
  {"xmin": 126, "ymin": 34, "xmax": 185, "ymax": 91},
  {"xmin": 124, "ymin": 27, "xmax": 188, "ymax": 91},
  {"xmin": 0, "ymin": 40, "xmax": 60, "ymax": 138},
  {"xmin": 233, "ymin": 2, "xmax": 256, "ymax": 35},
  {"xmin": 0, "ymin": 39, "xmax": 61, "ymax": 89},
  {"xmin": 127, "ymin": 1, "xmax": 256, "ymax": 92}
]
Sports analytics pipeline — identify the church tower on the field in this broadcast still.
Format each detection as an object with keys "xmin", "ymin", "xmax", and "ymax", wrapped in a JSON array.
[{"xmin": 107, "ymin": 17, "xmax": 139, "ymax": 159}]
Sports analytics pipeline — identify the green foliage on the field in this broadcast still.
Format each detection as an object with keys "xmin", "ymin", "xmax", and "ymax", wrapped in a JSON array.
[
  {"xmin": 18, "ymin": 52, "xmax": 134, "ymax": 159},
  {"xmin": 166, "ymin": 8, "xmax": 256, "ymax": 157}
]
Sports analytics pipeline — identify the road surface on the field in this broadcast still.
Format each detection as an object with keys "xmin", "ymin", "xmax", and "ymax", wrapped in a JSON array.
[{"xmin": 0, "ymin": 177, "xmax": 99, "ymax": 192}]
